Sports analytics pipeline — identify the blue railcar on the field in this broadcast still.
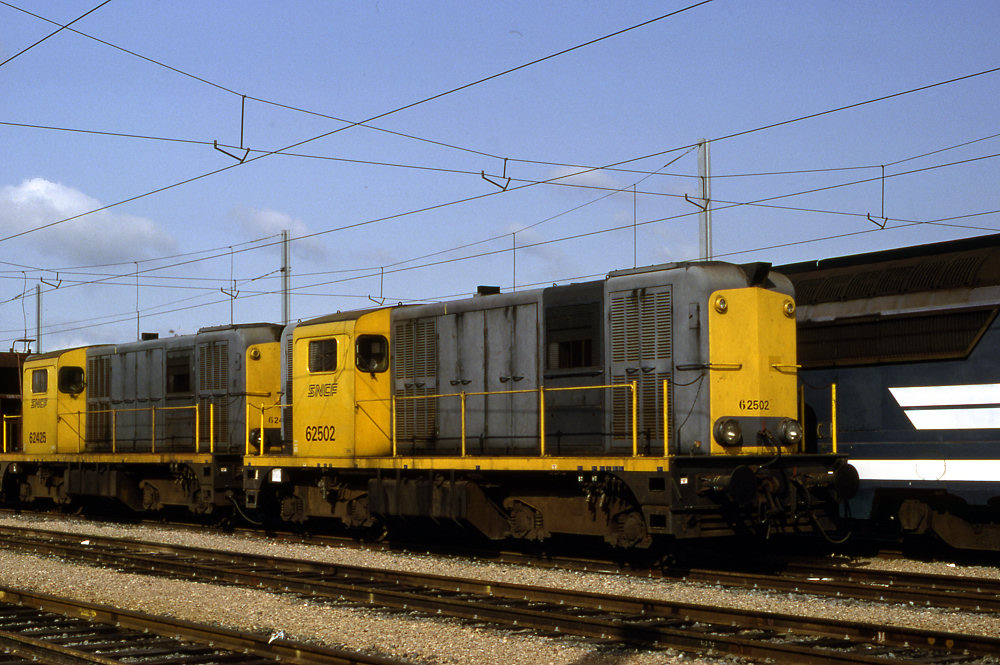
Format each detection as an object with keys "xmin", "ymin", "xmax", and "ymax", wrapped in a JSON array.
[{"xmin": 780, "ymin": 235, "xmax": 1000, "ymax": 550}]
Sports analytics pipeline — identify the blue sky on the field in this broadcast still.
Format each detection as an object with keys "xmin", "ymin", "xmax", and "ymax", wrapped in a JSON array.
[{"xmin": 1, "ymin": 1, "xmax": 998, "ymax": 351}]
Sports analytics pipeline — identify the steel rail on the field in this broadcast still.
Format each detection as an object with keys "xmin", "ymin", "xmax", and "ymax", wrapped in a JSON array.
[
  {"xmin": 667, "ymin": 563, "xmax": 1000, "ymax": 612},
  {"xmin": 1, "ymin": 525, "xmax": 998, "ymax": 663},
  {"xmin": 0, "ymin": 586, "xmax": 407, "ymax": 665}
]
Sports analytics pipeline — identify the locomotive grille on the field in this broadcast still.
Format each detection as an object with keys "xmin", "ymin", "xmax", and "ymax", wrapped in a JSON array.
[
  {"xmin": 283, "ymin": 334, "xmax": 293, "ymax": 442},
  {"xmin": 85, "ymin": 355, "xmax": 112, "ymax": 448},
  {"xmin": 198, "ymin": 340, "xmax": 230, "ymax": 448},
  {"xmin": 393, "ymin": 318, "xmax": 437, "ymax": 443},
  {"xmin": 610, "ymin": 289, "xmax": 672, "ymax": 447}
]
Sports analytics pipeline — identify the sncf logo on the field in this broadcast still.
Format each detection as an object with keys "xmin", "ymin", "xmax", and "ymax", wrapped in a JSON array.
[{"xmin": 308, "ymin": 383, "xmax": 338, "ymax": 397}]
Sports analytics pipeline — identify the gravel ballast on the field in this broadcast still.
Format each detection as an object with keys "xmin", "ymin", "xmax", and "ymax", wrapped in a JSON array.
[{"xmin": 1, "ymin": 514, "xmax": 998, "ymax": 664}]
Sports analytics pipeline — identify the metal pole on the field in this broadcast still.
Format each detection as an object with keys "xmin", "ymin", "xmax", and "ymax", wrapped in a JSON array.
[
  {"xmin": 282, "ymin": 230, "xmax": 291, "ymax": 325},
  {"xmin": 35, "ymin": 284, "xmax": 41, "ymax": 353},
  {"xmin": 697, "ymin": 139, "xmax": 712, "ymax": 261}
]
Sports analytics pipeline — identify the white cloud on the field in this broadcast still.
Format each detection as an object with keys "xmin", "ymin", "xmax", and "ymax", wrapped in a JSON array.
[
  {"xmin": 0, "ymin": 178, "xmax": 175, "ymax": 263},
  {"xmin": 228, "ymin": 205, "xmax": 326, "ymax": 262}
]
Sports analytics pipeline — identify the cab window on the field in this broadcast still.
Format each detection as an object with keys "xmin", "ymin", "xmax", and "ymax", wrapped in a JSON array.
[
  {"xmin": 308, "ymin": 339, "xmax": 337, "ymax": 373},
  {"xmin": 356, "ymin": 335, "xmax": 388, "ymax": 373},
  {"xmin": 31, "ymin": 369, "xmax": 48, "ymax": 394},
  {"xmin": 58, "ymin": 366, "xmax": 85, "ymax": 395}
]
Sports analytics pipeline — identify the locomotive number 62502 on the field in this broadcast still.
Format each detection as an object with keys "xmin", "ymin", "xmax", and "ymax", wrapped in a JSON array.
[{"xmin": 304, "ymin": 425, "xmax": 336, "ymax": 442}]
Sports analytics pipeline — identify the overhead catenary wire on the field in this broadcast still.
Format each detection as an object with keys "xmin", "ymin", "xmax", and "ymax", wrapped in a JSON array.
[
  {"xmin": 2, "ymin": 41, "xmax": 997, "ymax": 269},
  {"xmin": 0, "ymin": 0, "xmax": 112, "ymax": 69},
  {"xmin": 2, "ymin": 1, "xmax": 712, "ymax": 162},
  {"xmin": 4, "ymin": 142, "xmax": 998, "ymax": 316},
  {"xmin": 21, "ymin": 202, "xmax": 1000, "ymax": 341},
  {"xmin": 4, "ymin": 3, "xmax": 995, "ymax": 249},
  {"xmin": 0, "ymin": 0, "xmax": 713, "ymax": 247},
  {"xmin": 3, "ymin": 116, "xmax": 999, "ymax": 281},
  {"xmin": 4, "ymin": 58, "xmax": 997, "ymax": 256},
  {"xmin": 2, "ymin": 3, "xmax": 999, "ymax": 339}
]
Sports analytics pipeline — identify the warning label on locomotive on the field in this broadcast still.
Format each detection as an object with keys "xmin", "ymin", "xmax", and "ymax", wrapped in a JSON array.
[{"xmin": 739, "ymin": 399, "xmax": 770, "ymax": 411}]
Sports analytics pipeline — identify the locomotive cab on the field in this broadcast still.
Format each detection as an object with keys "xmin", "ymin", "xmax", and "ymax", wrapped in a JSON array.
[{"xmin": 21, "ymin": 348, "xmax": 89, "ymax": 455}]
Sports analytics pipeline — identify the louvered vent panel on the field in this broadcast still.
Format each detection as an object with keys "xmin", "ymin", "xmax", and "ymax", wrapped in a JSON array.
[
  {"xmin": 654, "ymin": 291, "xmax": 672, "ymax": 359},
  {"xmin": 198, "ymin": 344, "xmax": 208, "ymax": 391},
  {"xmin": 640, "ymin": 373, "xmax": 663, "ymax": 440},
  {"xmin": 610, "ymin": 295, "xmax": 640, "ymax": 362},
  {"xmin": 216, "ymin": 342, "xmax": 229, "ymax": 391},
  {"xmin": 217, "ymin": 398, "xmax": 230, "ymax": 445},
  {"xmin": 198, "ymin": 341, "xmax": 229, "ymax": 391},
  {"xmin": 610, "ymin": 297, "xmax": 626, "ymax": 363},
  {"xmin": 284, "ymin": 335, "xmax": 293, "ymax": 442},
  {"xmin": 85, "ymin": 355, "xmax": 112, "ymax": 447},
  {"xmin": 198, "ymin": 397, "xmax": 210, "ymax": 443},
  {"xmin": 395, "ymin": 322, "xmax": 414, "ymax": 380},
  {"xmin": 196, "ymin": 340, "xmax": 230, "ymax": 448},
  {"xmin": 393, "ymin": 318, "xmax": 437, "ymax": 442},
  {"xmin": 610, "ymin": 374, "xmax": 630, "ymax": 440}
]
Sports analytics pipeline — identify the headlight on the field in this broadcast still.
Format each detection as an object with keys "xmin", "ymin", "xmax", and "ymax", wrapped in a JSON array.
[
  {"xmin": 777, "ymin": 418, "xmax": 803, "ymax": 446},
  {"xmin": 713, "ymin": 418, "xmax": 743, "ymax": 447}
]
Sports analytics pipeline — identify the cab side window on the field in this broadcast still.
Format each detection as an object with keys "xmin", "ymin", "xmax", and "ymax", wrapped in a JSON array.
[
  {"xmin": 31, "ymin": 369, "xmax": 48, "ymax": 394},
  {"xmin": 58, "ymin": 366, "xmax": 85, "ymax": 395},
  {"xmin": 356, "ymin": 335, "xmax": 388, "ymax": 373},
  {"xmin": 308, "ymin": 339, "xmax": 337, "ymax": 373}
]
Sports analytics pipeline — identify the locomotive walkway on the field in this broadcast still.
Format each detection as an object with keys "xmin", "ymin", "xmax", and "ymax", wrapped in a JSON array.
[{"xmin": 0, "ymin": 524, "xmax": 997, "ymax": 664}]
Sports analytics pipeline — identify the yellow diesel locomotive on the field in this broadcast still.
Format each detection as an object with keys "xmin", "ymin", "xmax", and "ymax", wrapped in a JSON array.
[{"xmin": 1, "ymin": 261, "xmax": 858, "ymax": 547}]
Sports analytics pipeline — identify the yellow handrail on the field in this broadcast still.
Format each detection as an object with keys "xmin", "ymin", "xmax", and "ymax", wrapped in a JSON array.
[
  {"xmin": 244, "ymin": 401, "xmax": 286, "ymax": 456},
  {"xmin": 831, "ymin": 382, "xmax": 838, "ymax": 454},
  {"xmin": 662, "ymin": 379, "xmax": 669, "ymax": 457},
  {"xmin": 2, "ymin": 415, "xmax": 19, "ymax": 453},
  {"xmin": 389, "ymin": 381, "xmax": 642, "ymax": 458},
  {"xmin": 62, "ymin": 404, "xmax": 202, "ymax": 454}
]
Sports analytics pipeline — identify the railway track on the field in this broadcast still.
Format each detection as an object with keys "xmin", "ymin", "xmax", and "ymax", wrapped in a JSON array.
[
  {"xmin": 0, "ymin": 585, "xmax": 407, "ymax": 665},
  {"xmin": 1, "ymin": 524, "xmax": 998, "ymax": 664},
  {"xmin": 661, "ymin": 559, "xmax": 1000, "ymax": 613}
]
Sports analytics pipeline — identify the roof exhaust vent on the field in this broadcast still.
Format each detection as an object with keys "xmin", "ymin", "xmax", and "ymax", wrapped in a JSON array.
[{"xmin": 476, "ymin": 285, "xmax": 501, "ymax": 296}]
